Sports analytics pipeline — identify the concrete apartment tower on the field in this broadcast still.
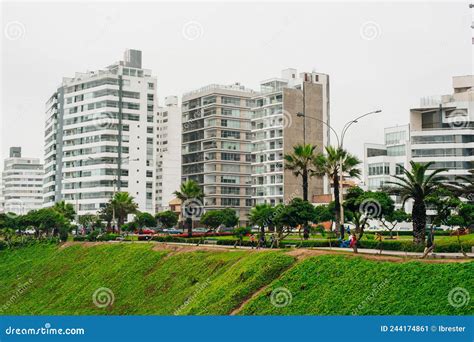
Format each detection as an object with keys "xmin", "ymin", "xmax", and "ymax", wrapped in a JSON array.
[
  {"xmin": 43, "ymin": 49, "xmax": 158, "ymax": 215},
  {"xmin": 1, "ymin": 147, "xmax": 43, "ymax": 215},
  {"xmin": 156, "ymin": 96, "xmax": 182, "ymax": 212},
  {"xmin": 410, "ymin": 75, "xmax": 474, "ymax": 181},
  {"xmin": 251, "ymin": 69, "xmax": 330, "ymax": 206},
  {"xmin": 181, "ymin": 84, "xmax": 255, "ymax": 225}
]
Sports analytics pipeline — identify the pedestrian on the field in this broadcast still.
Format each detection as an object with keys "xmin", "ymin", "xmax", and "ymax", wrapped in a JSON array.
[{"xmin": 249, "ymin": 234, "xmax": 256, "ymax": 249}]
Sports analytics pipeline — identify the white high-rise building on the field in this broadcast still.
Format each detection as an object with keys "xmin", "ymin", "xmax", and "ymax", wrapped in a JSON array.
[
  {"xmin": 43, "ymin": 49, "xmax": 158, "ymax": 215},
  {"xmin": 156, "ymin": 96, "xmax": 182, "ymax": 211},
  {"xmin": 364, "ymin": 124, "xmax": 411, "ymax": 191},
  {"xmin": 410, "ymin": 75, "xmax": 474, "ymax": 182},
  {"xmin": 1, "ymin": 147, "xmax": 43, "ymax": 215}
]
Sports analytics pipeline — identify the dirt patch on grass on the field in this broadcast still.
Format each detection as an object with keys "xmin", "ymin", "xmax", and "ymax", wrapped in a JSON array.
[{"xmin": 60, "ymin": 241, "xmax": 108, "ymax": 249}]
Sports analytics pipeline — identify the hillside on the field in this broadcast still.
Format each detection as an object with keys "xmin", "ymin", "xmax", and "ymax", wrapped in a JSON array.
[{"xmin": 0, "ymin": 242, "xmax": 472, "ymax": 315}]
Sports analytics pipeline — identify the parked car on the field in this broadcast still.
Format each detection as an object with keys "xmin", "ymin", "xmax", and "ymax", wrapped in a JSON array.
[
  {"xmin": 163, "ymin": 228, "xmax": 182, "ymax": 235},
  {"xmin": 193, "ymin": 227, "xmax": 209, "ymax": 233},
  {"xmin": 137, "ymin": 228, "xmax": 155, "ymax": 235}
]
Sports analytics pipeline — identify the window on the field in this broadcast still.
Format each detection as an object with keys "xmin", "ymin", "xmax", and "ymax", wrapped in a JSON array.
[
  {"xmin": 221, "ymin": 175, "xmax": 238, "ymax": 184},
  {"xmin": 221, "ymin": 198, "xmax": 240, "ymax": 206},
  {"xmin": 146, "ymin": 171, "xmax": 153, "ymax": 177},
  {"xmin": 221, "ymin": 130, "xmax": 240, "ymax": 139},
  {"xmin": 148, "ymin": 83, "xmax": 154, "ymax": 89},
  {"xmin": 221, "ymin": 97, "xmax": 240, "ymax": 106}
]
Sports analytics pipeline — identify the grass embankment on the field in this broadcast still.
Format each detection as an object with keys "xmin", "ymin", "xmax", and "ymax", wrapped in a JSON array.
[{"xmin": 0, "ymin": 243, "xmax": 472, "ymax": 315}]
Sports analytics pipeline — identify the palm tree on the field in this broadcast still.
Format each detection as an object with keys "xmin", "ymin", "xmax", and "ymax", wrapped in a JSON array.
[
  {"xmin": 386, "ymin": 161, "xmax": 446, "ymax": 244},
  {"xmin": 449, "ymin": 170, "xmax": 474, "ymax": 203},
  {"xmin": 52, "ymin": 201, "xmax": 76, "ymax": 222},
  {"xmin": 314, "ymin": 146, "xmax": 361, "ymax": 237},
  {"xmin": 284, "ymin": 144, "xmax": 319, "ymax": 201},
  {"xmin": 109, "ymin": 192, "xmax": 138, "ymax": 233},
  {"xmin": 173, "ymin": 180, "xmax": 204, "ymax": 237}
]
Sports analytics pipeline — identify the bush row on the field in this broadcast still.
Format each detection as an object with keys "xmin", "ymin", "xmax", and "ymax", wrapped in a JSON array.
[{"xmin": 73, "ymin": 233, "xmax": 120, "ymax": 242}]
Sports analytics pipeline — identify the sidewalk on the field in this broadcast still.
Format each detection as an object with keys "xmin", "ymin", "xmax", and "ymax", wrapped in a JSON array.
[
  {"xmin": 315, "ymin": 247, "xmax": 474, "ymax": 259},
  {"xmin": 131, "ymin": 240, "xmax": 473, "ymax": 259}
]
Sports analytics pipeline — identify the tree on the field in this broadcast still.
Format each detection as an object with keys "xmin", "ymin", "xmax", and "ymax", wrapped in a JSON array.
[
  {"xmin": 52, "ymin": 201, "xmax": 76, "ymax": 222},
  {"xmin": 344, "ymin": 187, "xmax": 395, "ymax": 240},
  {"xmin": 200, "ymin": 208, "xmax": 239, "ymax": 231},
  {"xmin": 458, "ymin": 203, "xmax": 474, "ymax": 229},
  {"xmin": 274, "ymin": 198, "xmax": 315, "ymax": 241},
  {"xmin": 156, "ymin": 211, "xmax": 178, "ymax": 228},
  {"xmin": 448, "ymin": 170, "xmax": 474, "ymax": 203},
  {"xmin": 284, "ymin": 144, "xmax": 319, "ymax": 201},
  {"xmin": 313, "ymin": 204, "xmax": 334, "ymax": 224},
  {"xmin": 134, "ymin": 212, "xmax": 156, "ymax": 229},
  {"xmin": 78, "ymin": 214, "xmax": 97, "ymax": 234},
  {"xmin": 314, "ymin": 146, "xmax": 361, "ymax": 238},
  {"xmin": 200, "ymin": 211, "xmax": 223, "ymax": 231},
  {"xmin": 109, "ymin": 192, "xmax": 138, "ymax": 233},
  {"xmin": 173, "ymin": 180, "xmax": 204, "ymax": 237},
  {"xmin": 32, "ymin": 208, "xmax": 69, "ymax": 238},
  {"xmin": 387, "ymin": 161, "xmax": 446, "ymax": 244},
  {"xmin": 249, "ymin": 204, "xmax": 275, "ymax": 239},
  {"xmin": 381, "ymin": 209, "xmax": 411, "ymax": 239}
]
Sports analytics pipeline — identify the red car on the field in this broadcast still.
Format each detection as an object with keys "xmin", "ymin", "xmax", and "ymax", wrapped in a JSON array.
[{"xmin": 137, "ymin": 228, "xmax": 155, "ymax": 235}]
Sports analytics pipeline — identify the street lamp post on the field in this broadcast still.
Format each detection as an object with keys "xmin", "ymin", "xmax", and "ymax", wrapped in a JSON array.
[{"xmin": 296, "ymin": 110, "xmax": 381, "ymax": 237}]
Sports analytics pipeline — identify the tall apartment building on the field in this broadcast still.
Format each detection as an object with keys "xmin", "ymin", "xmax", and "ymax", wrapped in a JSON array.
[
  {"xmin": 410, "ymin": 75, "xmax": 474, "ymax": 181},
  {"xmin": 43, "ymin": 49, "xmax": 158, "ymax": 215},
  {"xmin": 1, "ymin": 147, "xmax": 43, "ymax": 215},
  {"xmin": 251, "ymin": 69, "xmax": 330, "ymax": 205},
  {"xmin": 364, "ymin": 124, "xmax": 411, "ymax": 191},
  {"xmin": 156, "ymin": 96, "xmax": 182, "ymax": 212},
  {"xmin": 181, "ymin": 84, "xmax": 255, "ymax": 224}
]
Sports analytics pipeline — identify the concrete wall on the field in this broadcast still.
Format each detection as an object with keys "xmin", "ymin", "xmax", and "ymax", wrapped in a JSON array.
[{"xmin": 283, "ymin": 82, "xmax": 324, "ymax": 202}]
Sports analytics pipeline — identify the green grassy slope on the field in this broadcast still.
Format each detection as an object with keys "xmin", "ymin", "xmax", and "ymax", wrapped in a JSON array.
[
  {"xmin": 0, "ymin": 243, "xmax": 472, "ymax": 315},
  {"xmin": 240, "ymin": 255, "xmax": 474, "ymax": 315}
]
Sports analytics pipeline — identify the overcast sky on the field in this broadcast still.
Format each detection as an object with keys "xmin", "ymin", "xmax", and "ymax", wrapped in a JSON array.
[{"xmin": 1, "ymin": 1, "xmax": 472, "ymax": 163}]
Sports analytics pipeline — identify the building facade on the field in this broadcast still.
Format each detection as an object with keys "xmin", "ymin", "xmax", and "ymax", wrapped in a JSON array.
[
  {"xmin": 251, "ymin": 69, "xmax": 330, "ymax": 206},
  {"xmin": 181, "ymin": 84, "xmax": 255, "ymax": 225},
  {"xmin": 1, "ymin": 147, "xmax": 43, "ymax": 215},
  {"xmin": 43, "ymin": 49, "xmax": 158, "ymax": 215},
  {"xmin": 410, "ymin": 75, "xmax": 474, "ymax": 182},
  {"xmin": 364, "ymin": 124, "xmax": 411, "ymax": 191},
  {"xmin": 156, "ymin": 96, "xmax": 182, "ymax": 212}
]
